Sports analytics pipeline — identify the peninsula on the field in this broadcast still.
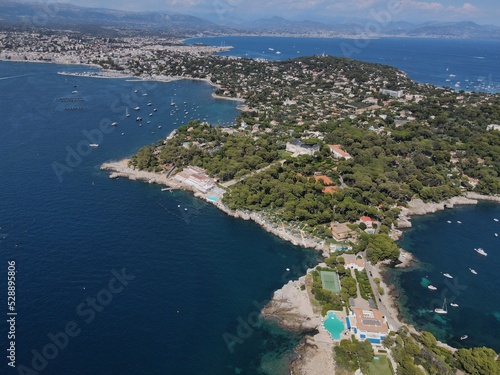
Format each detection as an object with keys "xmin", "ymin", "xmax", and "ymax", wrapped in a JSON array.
[
  {"xmin": 97, "ymin": 45, "xmax": 500, "ymax": 374},
  {"xmin": 3, "ymin": 24, "xmax": 499, "ymax": 374}
]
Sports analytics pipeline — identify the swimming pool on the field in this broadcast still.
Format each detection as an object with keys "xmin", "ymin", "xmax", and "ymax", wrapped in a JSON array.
[
  {"xmin": 207, "ymin": 196, "xmax": 218, "ymax": 202},
  {"xmin": 324, "ymin": 311, "xmax": 345, "ymax": 340}
]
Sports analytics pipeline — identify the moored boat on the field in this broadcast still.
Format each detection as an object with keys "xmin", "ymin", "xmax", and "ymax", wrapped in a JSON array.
[
  {"xmin": 474, "ymin": 248, "xmax": 487, "ymax": 256},
  {"xmin": 435, "ymin": 298, "xmax": 448, "ymax": 314},
  {"xmin": 428, "ymin": 285, "xmax": 437, "ymax": 290}
]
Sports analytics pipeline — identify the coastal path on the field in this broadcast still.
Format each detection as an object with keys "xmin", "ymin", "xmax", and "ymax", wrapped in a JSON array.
[{"xmin": 220, "ymin": 160, "xmax": 286, "ymax": 188}]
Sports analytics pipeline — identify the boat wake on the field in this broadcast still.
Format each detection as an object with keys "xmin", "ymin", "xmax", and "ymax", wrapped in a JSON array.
[{"xmin": 0, "ymin": 74, "xmax": 33, "ymax": 81}]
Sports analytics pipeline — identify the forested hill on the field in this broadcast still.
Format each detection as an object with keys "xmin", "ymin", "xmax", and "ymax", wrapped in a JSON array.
[{"xmin": 129, "ymin": 53, "xmax": 500, "ymax": 249}]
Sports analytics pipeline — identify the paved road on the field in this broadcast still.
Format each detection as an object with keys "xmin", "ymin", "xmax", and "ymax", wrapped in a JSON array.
[{"xmin": 364, "ymin": 260, "xmax": 402, "ymax": 332}]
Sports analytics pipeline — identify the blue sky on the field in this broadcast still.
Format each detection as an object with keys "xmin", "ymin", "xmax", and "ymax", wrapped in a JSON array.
[{"xmin": 57, "ymin": 0, "xmax": 500, "ymax": 25}]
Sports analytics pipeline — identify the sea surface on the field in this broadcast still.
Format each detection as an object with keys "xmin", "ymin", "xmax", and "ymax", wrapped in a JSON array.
[
  {"xmin": 0, "ymin": 61, "xmax": 320, "ymax": 374},
  {"xmin": 187, "ymin": 36, "xmax": 500, "ymax": 93},
  {"xmin": 2, "ymin": 35, "xmax": 500, "ymax": 375},
  {"xmin": 187, "ymin": 35, "xmax": 500, "ymax": 350},
  {"xmin": 387, "ymin": 203, "xmax": 500, "ymax": 352}
]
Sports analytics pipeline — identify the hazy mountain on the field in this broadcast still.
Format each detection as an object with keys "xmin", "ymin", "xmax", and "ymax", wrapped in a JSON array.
[
  {"xmin": 0, "ymin": 1, "xmax": 499, "ymax": 39},
  {"xmin": 0, "ymin": 1, "xmax": 231, "ymax": 36},
  {"xmin": 244, "ymin": 16, "xmax": 500, "ymax": 38}
]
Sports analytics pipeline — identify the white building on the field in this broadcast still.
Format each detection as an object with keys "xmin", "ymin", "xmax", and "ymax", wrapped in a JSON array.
[
  {"xmin": 347, "ymin": 308, "xmax": 389, "ymax": 345},
  {"xmin": 174, "ymin": 166, "xmax": 215, "ymax": 194},
  {"xmin": 328, "ymin": 144, "xmax": 352, "ymax": 160},
  {"xmin": 286, "ymin": 140, "xmax": 320, "ymax": 156}
]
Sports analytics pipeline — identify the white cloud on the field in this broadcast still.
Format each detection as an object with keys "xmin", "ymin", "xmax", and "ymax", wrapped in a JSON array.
[{"xmin": 446, "ymin": 2, "xmax": 478, "ymax": 15}]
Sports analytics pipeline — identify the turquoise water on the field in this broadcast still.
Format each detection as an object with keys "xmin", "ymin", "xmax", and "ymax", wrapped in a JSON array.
[
  {"xmin": 324, "ymin": 312, "xmax": 345, "ymax": 340},
  {"xmin": 387, "ymin": 203, "xmax": 500, "ymax": 351}
]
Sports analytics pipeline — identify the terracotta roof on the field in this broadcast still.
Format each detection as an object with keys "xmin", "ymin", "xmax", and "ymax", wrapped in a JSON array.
[
  {"xmin": 314, "ymin": 175, "xmax": 333, "ymax": 185},
  {"xmin": 351, "ymin": 308, "xmax": 388, "ymax": 334}
]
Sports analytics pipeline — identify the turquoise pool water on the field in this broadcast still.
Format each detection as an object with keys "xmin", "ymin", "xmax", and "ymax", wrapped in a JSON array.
[
  {"xmin": 324, "ymin": 312, "xmax": 345, "ymax": 340},
  {"xmin": 207, "ymin": 196, "xmax": 218, "ymax": 202}
]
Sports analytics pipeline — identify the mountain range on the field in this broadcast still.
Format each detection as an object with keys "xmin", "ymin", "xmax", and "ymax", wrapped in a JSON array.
[{"xmin": 0, "ymin": 1, "xmax": 499, "ymax": 39}]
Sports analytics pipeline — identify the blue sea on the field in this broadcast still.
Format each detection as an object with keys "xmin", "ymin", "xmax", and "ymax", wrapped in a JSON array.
[
  {"xmin": 388, "ymin": 203, "xmax": 500, "ymax": 351},
  {"xmin": 2, "ymin": 35, "xmax": 500, "ymax": 375},
  {"xmin": 0, "ymin": 61, "xmax": 320, "ymax": 374},
  {"xmin": 187, "ymin": 36, "xmax": 500, "ymax": 93}
]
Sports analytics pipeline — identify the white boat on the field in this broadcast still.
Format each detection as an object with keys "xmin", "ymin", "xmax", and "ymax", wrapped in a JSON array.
[
  {"xmin": 460, "ymin": 335, "xmax": 468, "ymax": 340},
  {"xmin": 147, "ymin": 102, "xmax": 152, "ymax": 106},
  {"xmin": 89, "ymin": 143, "xmax": 99, "ymax": 148},
  {"xmin": 170, "ymin": 98, "xmax": 175, "ymax": 106},
  {"xmin": 469, "ymin": 268, "xmax": 477, "ymax": 275},
  {"xmin": 457, "ymin": 221, "xmax": 462, "ymax": 224},
  {"xmin": 443, "ymin": 273, "xmax": 453, "ymax": 279},
  {"xmin": 428, "ymin": 285, "xmax": 437, "ymax": 290},
  {"xmin": 136, "ymin": 117, "xmax": 142, "ymax": 121},
  {"xmin": 447, "ymin": 220, "xmax": 451, "ymax": 223},
  {"xmin": 142, "ymin": 93, "xmax": 148, "ymax": 96},
  {"xmin": 134, "ymin": 106, "xmax": 140, "ymax": 111},
  {"xmin": 125, "ymin": 108, "xmax": 130, "ymax": 117},
  {"xmin": 435, "ymin": 298, "xmax": 448, "ymax": 314},
  {"xmin": 474, "ymin": 248, "xmax": 487, "ymax": 256},
  {"xmin": 158, "ymin": 125, "xmax": 162, "ymax": 129},
  {"xmin": 72, "ymin": 90, "xmax": 78, "ymax": 94},
  {"xmin": 494, "ymin": 218, "xmax": 499, "ymax": 222},
  {"xmin": 495, "ymin": 233, "xmax": 498, "ymax": 237},
  {"xmin": 450, "ymin": 303, "xmax": 459, "ymax": 307},
  {"xmin": 111, "ymin": 122, "xmax": 118, "ymax": 126}
]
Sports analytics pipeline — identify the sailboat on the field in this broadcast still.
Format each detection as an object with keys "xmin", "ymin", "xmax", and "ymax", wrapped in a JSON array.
[
  {"xmin": 435, "ymin": 298, "xmax": 448, "ymax": 314},
  {"xmin": 125, "ymin": 108, "xmax": 130, "ymax": 117},
  {"xmin": 170, "ymin": 97, "xmax": 175, "ymax": 106}
]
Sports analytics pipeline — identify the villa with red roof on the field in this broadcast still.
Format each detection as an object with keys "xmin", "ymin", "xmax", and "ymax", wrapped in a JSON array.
[
  {"xmin": 346, "ymin": 308, "xmax": 389, "ymax": 345},
  {"xmin": 359, "ymin": 216, "xmax": 373, "ymax": 229},
  {"xmin": 328, "ymin": 144, "xmax": 352, "ymax": 160}
]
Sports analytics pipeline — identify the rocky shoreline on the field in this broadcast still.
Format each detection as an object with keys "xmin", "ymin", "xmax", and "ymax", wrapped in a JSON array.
[
  {"xmin": 101, "ymin": 160, "xmax": 500, "ymax": 373},
  {"xmin": 261, "ymin": 272, "xmax": 337, "ymax": 375}
]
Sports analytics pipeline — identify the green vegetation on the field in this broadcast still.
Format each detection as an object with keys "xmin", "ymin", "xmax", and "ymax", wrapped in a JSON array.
[
  {"xmin": 381, "ymin": 327, "xmax": 500, "ymax": 375},
  {"xmin": 367, "ymin": 355, "xmax": 393, "ymax": 375},
  {"xmin": 131, "ymin": 53, "xmax": 500, "ymax": 271},
  {"xmin": 311, "ymin": 267, "xmax": 344, "ymax": 314},
  {"xmin": 355, "ymin": 269, "xmax": 375, "ymax": 302},
  {"xmin": 356, "ymin": 233, "xmax": 400, "ymax": 263},
  {"xmin": 334, "ymin": 337, "xmax": 375, "ymax": 374},
  {"xmin": 129, "ymin": 120, "xmax": 283, "ymax": 181},
  {"xmin": 454, "ymin": 347, "xmax": 500, "ymax": 375}
]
